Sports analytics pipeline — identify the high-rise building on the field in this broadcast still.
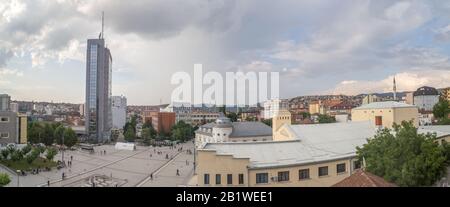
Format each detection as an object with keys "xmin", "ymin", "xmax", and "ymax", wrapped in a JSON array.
[
  {"xmin": 0, "ymin": 94, "xmax": 11, "ymax": 111},
  {"xmin": 112, "ymin": 96, "xmax": 127, "ymax": 130},
  {"xmin": 79, "ymin": 104, "xmax": 85, "ymax": 117},
  {"xmin": 85, "ymin": 35, "xmax": 112, "ymax": 143}
]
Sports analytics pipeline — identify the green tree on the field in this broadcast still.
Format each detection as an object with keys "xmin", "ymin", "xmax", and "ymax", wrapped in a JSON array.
[
  {"xmin": 54, "ymin": 125, "xmax": 65, "ymax": 145},
  {"xmin": 45, "ymin": 148, "xmax": 57, "ymax": 161},
  {"xmin": 63, "ymin": 127, "xmax": 78, "ymax": 148},
  {"xmin": 0, "ymin": 173, "xmax": 11, "ymax": 187},
  {"xmin": 0, "ymin": 149, "xmax": 9, "ymax": 160},
  {"xmin": 226, "ymin": 112, "xmax": 238, "ymax": 122},
  {"xmin": 433, "ymin": 99, "xmax": 450, "ymax": 120},
  {"xmin": 317, "ymin": 114, "xmax": 336, "ymax": 123},
  {"xmin": 171, "ymin": 121, "xmax": 194, "ymax": 142},
  {"xmin": 28, "ymin": 122, "xmax": 44, "ymax": 144},
  {"xmin": 124, "ymin": 125, "xmax": 136, "ymax": 142},
  {"xmin": 262, "ymin": 119, "xmax": 272, "ymax": 127},
  {"xmin": 21, "ymin": 144, "xmax": 32, "ymax": 155},
  {"xmin": 356, "ymin": 121, "xmax": 448, "ymax": 186},
  {"xmin": 10, "ymin": 150, "xmax": 23, "ymax": 162},
  {"xmin": 42, "ymin": 123, "xmax": 55, "ymax": 146},
  {"xmin": 25, "ymin": 149, "xmax": 40, "ymax": 164},
  {"xmin": 142, "ymin": 124, "xmax": 157, "ymax": 146}
]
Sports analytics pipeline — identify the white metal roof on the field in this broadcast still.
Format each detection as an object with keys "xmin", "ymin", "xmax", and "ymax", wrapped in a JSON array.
[
  {"xmin": 353, "ymin": 101, "xmax": 416, "ymax": 110},
  {"xmin": 203, "ymin": 121, "xmax": 450, "ymax": 168}
]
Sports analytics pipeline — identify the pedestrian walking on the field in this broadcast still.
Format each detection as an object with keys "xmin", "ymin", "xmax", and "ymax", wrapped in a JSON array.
[
  {"xmin": 47, "ymin": 180, "xmax": 50, "ymax": 187},
  {"xmin": 176, "ymin": 169, "xmax": 180, "ymax": 176}
]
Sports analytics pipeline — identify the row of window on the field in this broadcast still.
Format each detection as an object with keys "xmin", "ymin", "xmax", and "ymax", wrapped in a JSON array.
[
  {"xmin": 203, "ymin": 162, "xmax": 360, "ymax": 185},
  {"xmin": 255, "ymin": 163, "xmax": 350, "ymax": 184},
  {"xmin": 204, "ymin": 173, "xmax": 245, "ymax": 185}
]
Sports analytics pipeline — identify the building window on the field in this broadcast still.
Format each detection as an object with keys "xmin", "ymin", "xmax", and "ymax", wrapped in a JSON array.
[
  {"xmin": 318, "ymin": 166, "xmax": 328, "ymax": 177},
  {"xmin": 227, "ymin": 174, "xmax": 233, "ymax": 185},
  {"xmin": 299, "ymin": 169, "xmax": 310, "ymax": 180},
  {"xmin": 0, "ymin": 133, "xmax": 9, "ymax": 139},
  {"xmin": 216, "ymin": 174, "xmax": 221, "ymax": 185},
  {"xmin": 337, "ymin": 163, "xmax": 346, "ymax": 174},
  {"xmin": 256, "ymin": 173, "xmax": 268, "ymax": 184},
  {"xmin": 278, "ymin": 171, "xmax": 290, "ymax": 182},
  {"xmin": 0, "ymin": 117, "xmax": 9, "ymax": 122},
  {"xmin": 204, "ymin": 174, "xmax": 210, "ymax": 185},
  {"xmin": 238, "ymin": 174, "xmax": 244, "ymax": 184},
  {"xmin": 353, "ymin": 160, "xmax": 361, "ymax": 170}
]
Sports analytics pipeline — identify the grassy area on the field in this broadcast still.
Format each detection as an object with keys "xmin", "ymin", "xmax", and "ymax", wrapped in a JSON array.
[{"xmin": 0, "ymin": 158, "xmax": 57, "ymax": 171}]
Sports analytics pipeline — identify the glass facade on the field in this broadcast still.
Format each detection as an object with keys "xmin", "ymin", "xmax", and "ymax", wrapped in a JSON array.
[
  {"xmin": 88, "ymin": 44, "xmax": 98, "ymax": 138},
  {"xmin": 86, "ymin": 39, "xmax": 112, "ymax": 143}
]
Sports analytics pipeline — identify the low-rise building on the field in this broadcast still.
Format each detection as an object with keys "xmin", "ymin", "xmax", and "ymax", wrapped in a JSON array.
[
  {"xmin": 351, "ymin": 101, "xmax": 419, "ymax": 128},
  {"xmin": 195, "ymin": 116, "xmax": 450, "ymax": 187},
  {"xmin": 195, "ymin": 117, "xmax": 272, "ymax": 149}
]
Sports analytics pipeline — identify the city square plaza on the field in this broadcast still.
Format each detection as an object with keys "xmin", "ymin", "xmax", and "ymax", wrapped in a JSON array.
[{"xmin": 0, "ymin": 142, "xmax": 194, "ymax": 187}]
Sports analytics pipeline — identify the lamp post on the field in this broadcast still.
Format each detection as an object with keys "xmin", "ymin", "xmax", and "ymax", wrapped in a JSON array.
[
  {"xmin": 193, "ymin": 139, "xmax": 196, "ymax": 175},
  {"xmin": 61, "ymin": 132, "xmax": 65, "ymax": 165},
  {"xmin": 16, "ymin": 170, "xmax": 20, "ymax": 187}
]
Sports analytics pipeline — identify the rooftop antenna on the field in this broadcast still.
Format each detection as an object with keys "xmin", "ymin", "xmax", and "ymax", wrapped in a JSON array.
[{"xmin": 101, "ymin": 11, "xmax": 104, "ymax": 39}]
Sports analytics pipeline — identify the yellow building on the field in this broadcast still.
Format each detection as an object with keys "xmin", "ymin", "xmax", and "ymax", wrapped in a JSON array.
[
  {"xmin": 18, "ymin": 114, "xmax": 28, "ymax": 144},
  {"xmin": 308, "ymin": 102, "xmax": 320, "ymax": 115},
  {"xmin": 351, "ymin": 101, "xmax": 419, "ymax": 128},
  {"xmin": 193, "ymin": 103, "xmax": 450, "ymax": 187},
  {"xmin": 196, "ymin": 121, "xmax": 378, "ymax": 187}
]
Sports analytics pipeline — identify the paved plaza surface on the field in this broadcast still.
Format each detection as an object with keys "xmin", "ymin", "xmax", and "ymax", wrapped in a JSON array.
[{"xmin": 0, "ymin": 141, "xmax": 194, "ymax": 187}]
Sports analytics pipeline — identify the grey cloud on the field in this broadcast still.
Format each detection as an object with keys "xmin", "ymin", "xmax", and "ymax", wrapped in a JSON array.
[{"xmin": 0, "ymin": 48, "xmax": 13, "ymax": 67}]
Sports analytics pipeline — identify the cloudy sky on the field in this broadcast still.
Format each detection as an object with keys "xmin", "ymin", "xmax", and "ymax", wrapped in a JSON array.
[{"xmin": 1, "ymin": 0, "xmax": 450, "ymax": 105}]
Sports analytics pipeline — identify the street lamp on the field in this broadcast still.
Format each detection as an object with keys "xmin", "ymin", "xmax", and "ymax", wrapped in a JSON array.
[
  {"xmin": 16, "ymin": 170, "xmax": 20, "ymax": 187},
  {"xmin": 61, "ymin": 132, "xmax": 65, "ymax": 165}
]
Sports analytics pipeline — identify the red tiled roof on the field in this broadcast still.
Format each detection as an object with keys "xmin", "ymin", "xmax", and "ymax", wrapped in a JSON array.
[{"xmin": 332, "ymin": 169, "xmax": 397, "ymax": 187}]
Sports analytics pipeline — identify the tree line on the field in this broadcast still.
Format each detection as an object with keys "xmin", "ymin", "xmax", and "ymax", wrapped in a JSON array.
[{"xmin": 28, "ymin": 122, "xmax": 78, "ymax": 148}]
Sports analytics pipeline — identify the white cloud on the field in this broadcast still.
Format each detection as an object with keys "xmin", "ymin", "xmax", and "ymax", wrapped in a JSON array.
[
  {"xmin": 0, "ymin": 68, "xmax": 24, "ymax": 76},
  {"xmin": 328, "ymin": 70, "xmax": 450, "ymax": 95}
]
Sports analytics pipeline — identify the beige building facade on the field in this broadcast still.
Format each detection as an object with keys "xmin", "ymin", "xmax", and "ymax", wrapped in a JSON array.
[
  {"xmin": 197, "ymin": 148, "xmax": 359, "ymax": 187},
  {"xmin": 193, "ymin": 101, "xmax": 449, "ymax": 187},
  {"xmin": 351, "ymin": 101, "xmax": 419, "ymax": 128}
]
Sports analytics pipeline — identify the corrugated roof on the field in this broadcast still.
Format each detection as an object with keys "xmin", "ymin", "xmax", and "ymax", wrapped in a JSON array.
[{"xmin": 353, "ymin": 101, "xmax": 416, "ymax": 110}]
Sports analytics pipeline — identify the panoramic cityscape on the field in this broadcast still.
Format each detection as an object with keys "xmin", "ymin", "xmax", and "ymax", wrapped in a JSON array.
[{"xmin": 1, "ymin": 0, "xmax": 450, "ymax": 190}]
